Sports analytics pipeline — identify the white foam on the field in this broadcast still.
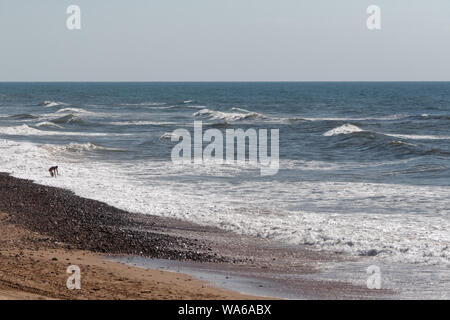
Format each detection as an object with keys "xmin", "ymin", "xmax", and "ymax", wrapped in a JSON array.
[
  {"xmin": 323, "ymin": 124, "xmax": 450, "ymax": 140},
  {"xmin": 43, "ymin": 142, "xmax": 126, "ymax": 153},
  {"xmin": 385, "ymin": 133, "xmax": 450, "ymax": 140},
  {"xmin": 0, "ymin": 124, "xmax": 131, "ymax": 137},
  {"xmin": 160, "ymin": 132, "xmax": 180, "ymax": 140},
  {"xmin": 193, "ymin": 108, "xmax": 267, "ymax": 122},
  {"xmin": 1, "ymin": 137, "xmax": 449, "ymax": 267},
  {"xmin": 0, "ymin": 124, "xmax": 47, "ymax": 136},
  {"xmin": 323, "ymin": 124, "xmax": 364, "ymax": 136},
  {"xmin": 56, "ymin": 107, "xmax": 94, "ymax": 114},
  {"xmin": 42, "ymin": 101, "xmax": 68, "ymax": 108},
  {"xmin": 231, "ymin": 107, "xmax": 252, "ymax": 113}
]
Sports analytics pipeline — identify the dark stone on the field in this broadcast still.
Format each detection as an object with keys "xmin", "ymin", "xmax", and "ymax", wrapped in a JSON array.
[{"xmin": 0, "ymin": 173, "xmax": 226, "ymax": 263}]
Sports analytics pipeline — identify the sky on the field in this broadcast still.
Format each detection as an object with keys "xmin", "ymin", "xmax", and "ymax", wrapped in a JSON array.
[{"xmin": 1, "ymin": 0, "xmax": 450, "ymax": 81}]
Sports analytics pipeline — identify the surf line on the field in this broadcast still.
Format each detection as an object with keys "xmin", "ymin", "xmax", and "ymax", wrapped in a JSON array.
[{"xmin": 169, "ymin": 121, "xmax": 279, "ymax": 176}]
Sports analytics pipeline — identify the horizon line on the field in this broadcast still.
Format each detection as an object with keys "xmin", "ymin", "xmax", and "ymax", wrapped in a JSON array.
[{"xmin": 2, "ymin": 80, "xmax": 450, "ymax": 83}]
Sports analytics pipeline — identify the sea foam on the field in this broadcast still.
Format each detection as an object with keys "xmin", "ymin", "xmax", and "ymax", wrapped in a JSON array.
[
  {"xmin": 193, "ymin": 108, "xmax": 267, "ymax": 122},
  {"xmin": 323, "ymin": 124, "xmax": 364, "ymax": 136}
]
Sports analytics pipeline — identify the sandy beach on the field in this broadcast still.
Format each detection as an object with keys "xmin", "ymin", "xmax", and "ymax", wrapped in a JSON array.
[
  {"xmin": 0, "ymin": 173, "xmax": 389, "ymax": 300},
  {"xmin": 0, "ymin": 173, "xmax": 260, "ymax": 299},
  {"xmin": 0, "ymin": 210, "xmax": 260, "ymax": 300}
]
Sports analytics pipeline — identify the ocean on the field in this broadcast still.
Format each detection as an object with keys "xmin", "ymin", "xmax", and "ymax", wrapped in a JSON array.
[{"xmin": 0, "ymin": 82, "xmax": 449, "ymax": 266}]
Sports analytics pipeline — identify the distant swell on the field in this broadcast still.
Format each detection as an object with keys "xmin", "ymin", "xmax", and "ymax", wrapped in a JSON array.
[
  {"xmin": 0, "ymin": 124, "xmax": 129, "ymax": 137},
  {"xmin": 40, "ymin": 101, "xmax": 68, "ymax": 108},
  {"xmin": 0, "ymin": 124, "xmax": 45, "ymax": 136},
  {"xmin": 7, "ymin": 113, "xmax": 39, "ymax": 120},
  {"xmin": 121, "ymin": 102, "xmax": 166, "ymax": 107},
  {"xmin": 51, "ymin": 114, "xmax": 83, "ymax": 125}
]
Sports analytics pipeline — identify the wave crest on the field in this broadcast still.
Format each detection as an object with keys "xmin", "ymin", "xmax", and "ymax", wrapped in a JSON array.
[
  {"xmin": 41, "ymin": 101, "xmax": 68, "ymax": 108},
  {"xmin": 193, "ymin": 108, "xmax": 267, "ymax": 122},
  {"xmin": 160, "ymin": 132, "xmax": 180, "ymax": 140},
  {"xmin": 44, "ymin": 142, "xmax": 126, "ymax": 153},
  {"xmin": 56, "ymin": 107, "xmax": 92, "ymax": 114},
  {"xmin": 323, "ymin": 124, "xmax": 364, "ymax": 136},
  {"xmin": 34, "ymin": 121, "xmax": 64, "ymax": 129},
  {"xmin": 51, "ymin": 114, "xmax": 83, "ymax": 125},
  {"xmin": 121, "ymin": 102, "xmax": 166, "ymax": 107}
]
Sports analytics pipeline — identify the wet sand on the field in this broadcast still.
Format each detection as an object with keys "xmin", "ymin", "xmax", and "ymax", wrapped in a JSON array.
[
  {"xmin": 0, "ymin": 211, "xmax": 257, "ymax": 299},
  {"xmin": 0, "ymin": 173, "xmax": 389, "ymax": 299}
]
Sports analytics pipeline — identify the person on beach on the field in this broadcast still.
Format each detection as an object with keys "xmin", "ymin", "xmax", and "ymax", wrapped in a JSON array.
[{"xmin": 49, "ymin": 166, "xmax": 58, "ymax": 177}]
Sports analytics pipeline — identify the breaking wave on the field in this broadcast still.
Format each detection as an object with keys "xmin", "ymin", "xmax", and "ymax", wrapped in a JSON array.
[
  {"xmin": 193, "ymin": 108, "xmax": 267, "ymax": 122},
  {"xmin": 160, "ymin": 132, "xmax": 180, "ymax": 140},
  {"xmin": 323, "ymin": 124, "xmax": 364, "ymax": 136},
  {"xmin": 56, "ymin": 107, "xmax": 93, "ymax": 114},
  {"xmin": 50, "ymin": 114, "xmax": 83, "ymax": 125},
  {"xmin": 0, "ymin": 124, "xmax": 45, "ymax": 136},
  {"xmin": 43, "ymin": 142, "xmax": 126, "ymax": 153},
  {"xmin": 323, "ymin": 124, "xmax": 450, "ymax": 140},
  {"xmin": 41, "ymin": 101, "xmax": 68, "ymax": 108},
  {"xmin": 107, "ymin": 120, "xmax": 179, "ymax": 126}
]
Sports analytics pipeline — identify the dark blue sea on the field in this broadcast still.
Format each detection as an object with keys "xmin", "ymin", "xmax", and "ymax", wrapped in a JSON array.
[{"xmin": 0, "ymin": 82, "xmax": 449, "ymax": 266}]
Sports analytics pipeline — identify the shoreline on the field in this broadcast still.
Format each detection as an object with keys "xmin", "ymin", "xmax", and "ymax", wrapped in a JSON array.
[
  {"xmin": 0, "ymin": 211, "xmax": 256, "ymax": 299},
  {"xmin": 0, "ymin": 173, "xmax": 388, "ymax": 299}
]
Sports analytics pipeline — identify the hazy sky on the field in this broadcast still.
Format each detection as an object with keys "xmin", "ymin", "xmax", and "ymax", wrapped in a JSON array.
[{"xmin": 1, "ymin": 0, "xmax": 450, "ymax": 81}]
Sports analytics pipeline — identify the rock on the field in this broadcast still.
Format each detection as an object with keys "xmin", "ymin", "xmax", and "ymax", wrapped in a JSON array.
[
  {"xmin": 0, "ymin": 173, "xmax": 226, "ymax": 264},
  {"xmin": 362, "ymin": 249, "xmax": 378, "ymax": 257}
]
